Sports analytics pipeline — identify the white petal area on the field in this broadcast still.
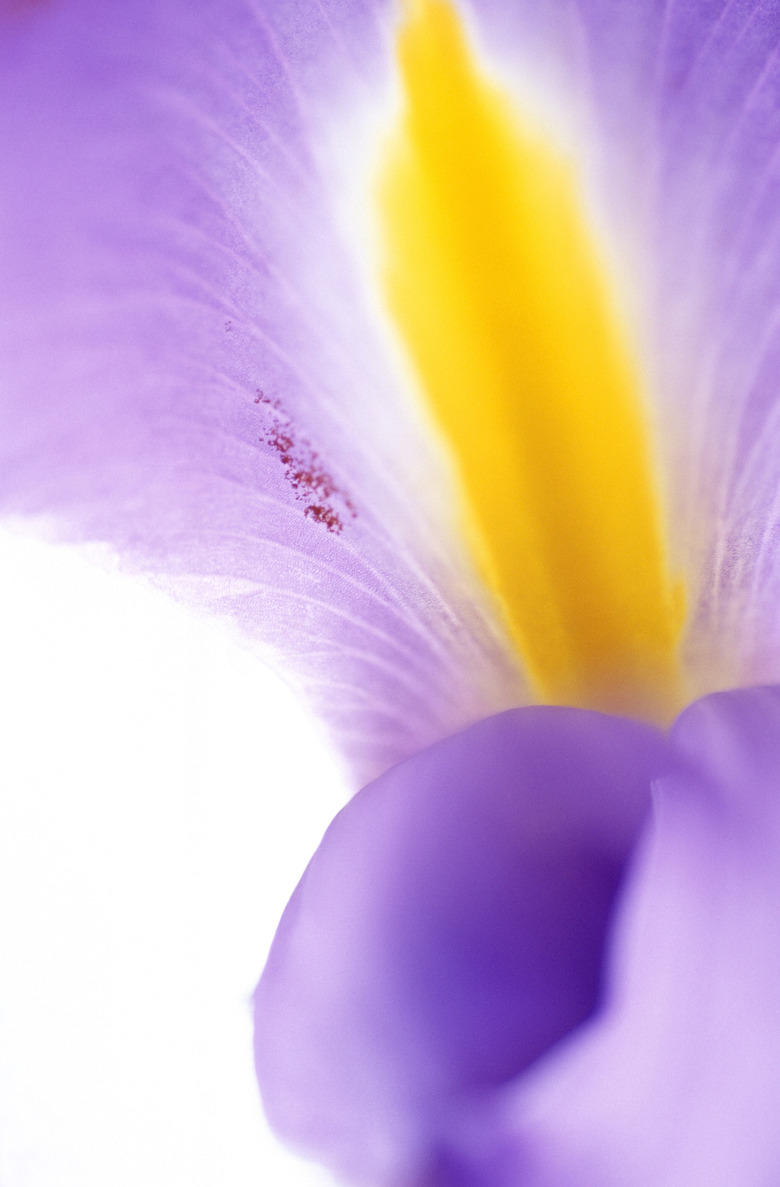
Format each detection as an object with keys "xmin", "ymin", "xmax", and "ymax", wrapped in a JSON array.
[
  {"xmin": 484, "ymin": 686, "xmax": 780, "ymax": 1186},
  {"xmin": 0, "ymin": 527, "xmax": 343, "ymax": 1187}
]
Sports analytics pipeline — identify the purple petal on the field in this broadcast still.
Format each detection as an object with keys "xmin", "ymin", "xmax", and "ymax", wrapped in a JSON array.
[
  {"xmin": 454, "ymin": 686, "xmax": 780, "ymax": 1186},
  {"xmin": 640, "ymin": 3, "xmax": 780, "ymax": 697},
  {"xmin": 253, "ymin": 706, "xmax": 669, "ymax": 1185},
  {"xmin": 0, "ymin": 0, "xmax": 524, "ymax": 785}
]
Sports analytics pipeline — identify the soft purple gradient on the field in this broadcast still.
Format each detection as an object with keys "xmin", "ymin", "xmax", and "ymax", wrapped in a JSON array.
[
  {"xmin": 473, "ymin": 686, "xmax": 780, "ymax": 1186},
  {"xmin": 6, "ymin": 1, "xmax": 780, "ymax": 781},
  {"xmin": 253, "ymin": 707, "xmax": 671, "ymax": 1186},
  {"xmin": 255, "ymin": 689, "xmax": 780, "ymax": 1185}
]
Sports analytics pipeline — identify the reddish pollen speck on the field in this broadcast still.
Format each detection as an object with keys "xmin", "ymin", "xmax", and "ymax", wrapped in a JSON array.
[{"xmin": 254, "ymin": 386, "xmax": 356, "ymax": 534}]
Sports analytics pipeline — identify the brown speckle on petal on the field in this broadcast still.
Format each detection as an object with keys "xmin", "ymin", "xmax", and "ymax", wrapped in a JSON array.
[{"xmin": 256, "ymin": 388, "xmax": 356, "ymax": 534}]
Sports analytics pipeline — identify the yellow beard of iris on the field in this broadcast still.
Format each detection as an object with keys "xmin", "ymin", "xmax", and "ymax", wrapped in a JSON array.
[{"xmin": 379, "ymin": 0, "xmax": 685, "ymax": 721}]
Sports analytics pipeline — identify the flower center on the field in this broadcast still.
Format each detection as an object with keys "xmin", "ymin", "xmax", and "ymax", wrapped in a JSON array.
[{"xmin": 379, "ymin": 0, "xmax": 685, "ymax": 721}]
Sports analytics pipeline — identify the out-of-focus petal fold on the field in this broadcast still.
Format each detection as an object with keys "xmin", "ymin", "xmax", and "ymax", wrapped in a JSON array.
[
  {"xmin": 253, "ymin": 706, "xmax": 669, "ymax": 1185},
  {"xmin": 479, "ymin": 686, "xmax": 780, "ymax": 1186}
]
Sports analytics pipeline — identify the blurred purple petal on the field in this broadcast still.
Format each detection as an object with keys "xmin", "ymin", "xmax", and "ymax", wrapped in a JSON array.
[
  {"xmin": 256, "ymin": 687, "xmax": 780, "ymax": 1184},
  {"xmin": 253, "ymin": 706, "xmax": 670, "ymax": 1185},
  {"xmin": 455, "ymin": 686, "xmax": 780, "ymax": 1186},
  {"xmin": 0, "ymin": 0, "xmax": 524, "ymax": 784}
]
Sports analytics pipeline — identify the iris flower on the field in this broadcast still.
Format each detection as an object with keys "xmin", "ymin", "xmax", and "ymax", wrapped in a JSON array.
[{"xmin": 3, "ymin": 0, "xmax": 780, "ymax": 1183}]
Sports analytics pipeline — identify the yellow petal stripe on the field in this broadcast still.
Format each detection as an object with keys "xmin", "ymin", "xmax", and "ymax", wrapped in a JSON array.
[{"xmin": 379, "ymin": 0, "xmax": 685, "ymax": 720}]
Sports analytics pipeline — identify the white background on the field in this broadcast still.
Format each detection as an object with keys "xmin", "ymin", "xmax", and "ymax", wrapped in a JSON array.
[{"xmin": 0, "ymin": 526, "xmax": 345, "ymax": 1186}]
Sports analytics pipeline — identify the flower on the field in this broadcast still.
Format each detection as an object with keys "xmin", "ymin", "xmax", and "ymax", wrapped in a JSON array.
[{"xmin": 3, "ymin": 0, "xmax": 780, "ymax": 1184}]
